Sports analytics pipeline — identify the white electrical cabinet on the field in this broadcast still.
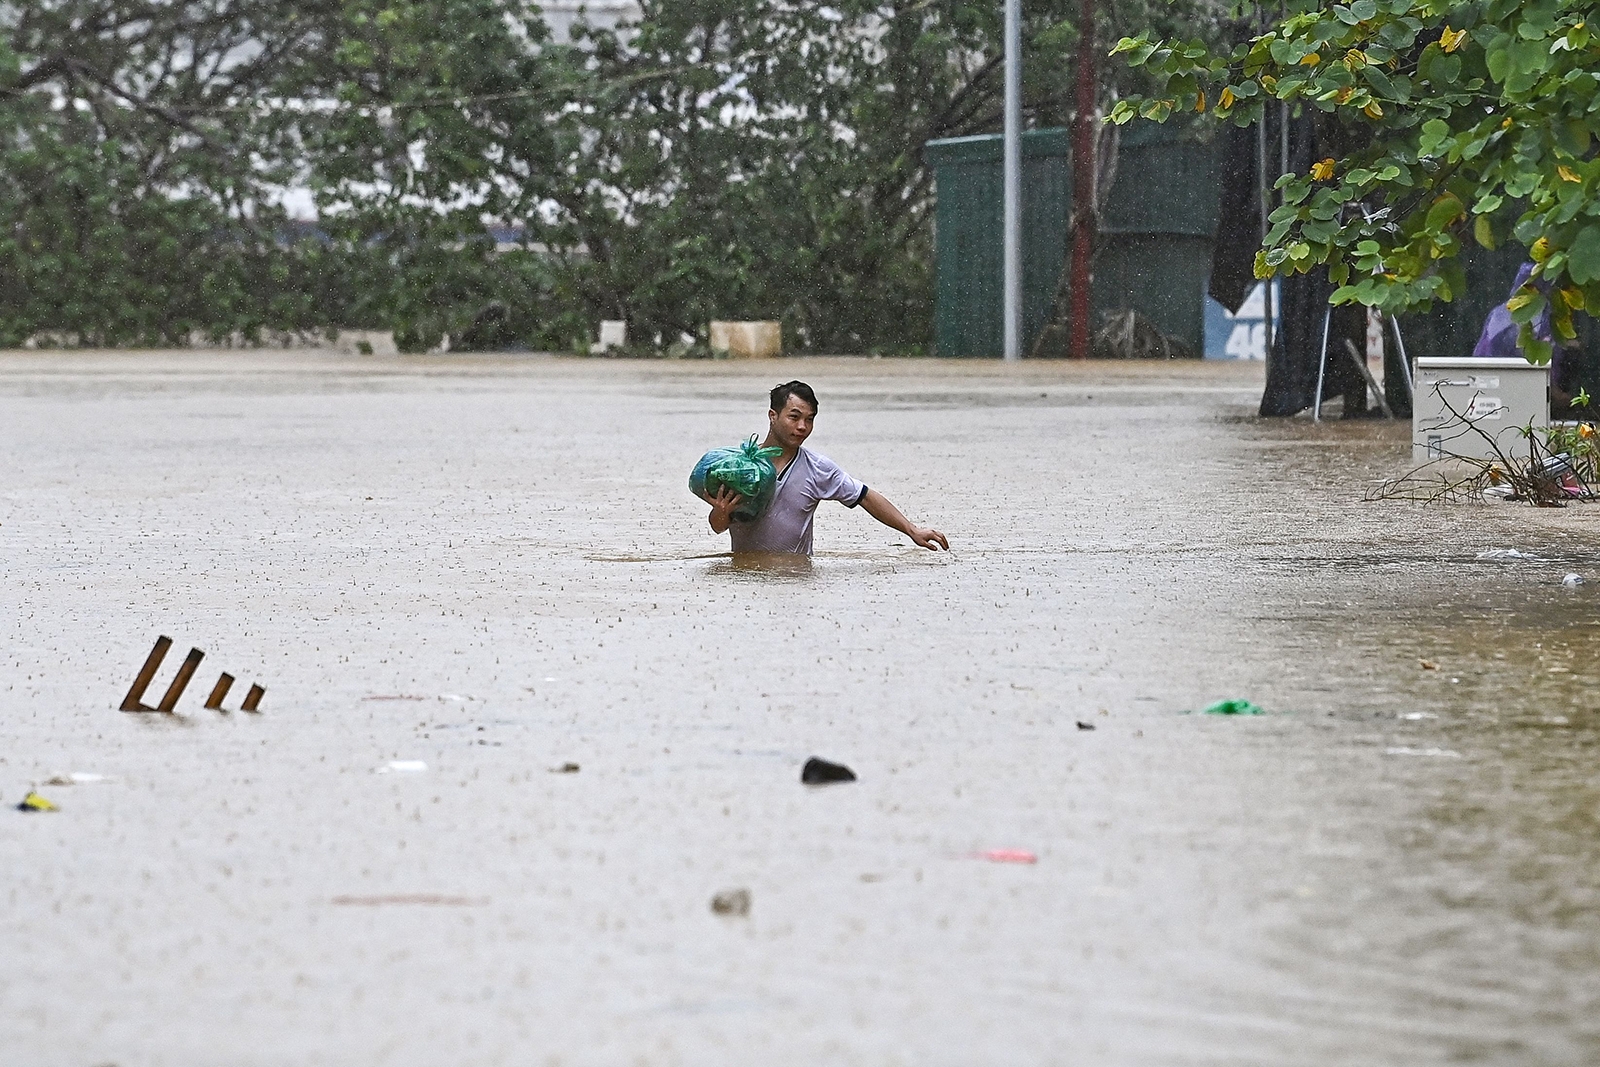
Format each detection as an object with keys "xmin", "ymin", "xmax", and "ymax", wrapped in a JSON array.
[{"xmin": 1412, "ymin": 357, "xmax": 1549, "ymax": 464}]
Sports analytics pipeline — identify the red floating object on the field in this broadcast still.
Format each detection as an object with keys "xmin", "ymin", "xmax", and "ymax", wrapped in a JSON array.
[{"xmin": 975, "ymin": 849, "xmax": 1037, "ymax": 864}]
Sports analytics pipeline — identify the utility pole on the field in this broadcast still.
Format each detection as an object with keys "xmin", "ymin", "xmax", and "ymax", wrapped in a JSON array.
[
  {"xmin": 1002, "ymin": 0, "xmax": 1022, "ymax": 361},
  {"xmin": 1068, "ymin": 0, "xmax": 1095, "ymax": 358}
]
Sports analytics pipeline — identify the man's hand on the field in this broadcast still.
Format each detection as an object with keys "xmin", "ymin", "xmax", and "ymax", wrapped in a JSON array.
[
  {"xmin": 909, "ymin": 526, "xmax": 949, "ymax": 551},
  {"xmin": 707, "ymin": 484, "xmax": 742, "ymax": 533}
]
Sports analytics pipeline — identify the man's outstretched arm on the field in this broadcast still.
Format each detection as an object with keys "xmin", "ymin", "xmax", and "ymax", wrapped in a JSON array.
[{"xmin": 858, "ymin": 489, "xmax": 948, "ymax": 550}]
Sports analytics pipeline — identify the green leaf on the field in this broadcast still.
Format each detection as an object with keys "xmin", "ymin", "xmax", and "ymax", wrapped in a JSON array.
[
  {"xmin": 1474, "ymin": 214, "xmax": 1498, "ymax": 249},
  {"xmin": 1417, "ymin": 117, "xmax": 1451, "ymax": 156},
  {"xmin": 1437, "ymin": 258, "xmax": 1467, "ymax": 302},
  {"xmin": 1509, "ymin": 289, "xmax": 1547, "ymax": 323},
  {"xmin": 1485, "ymin": 39, "xmax": 1512, "ymax": 82},
  {"xmin": 1567, "ymin": 224, "xmax": 1600, "ymax": 285},
  {"xmin": 1425, "ymin": 194, "xmax": 1465, "ymax": 231},
  {"xmin": 1555, "ymin": 119, "xmax": 1592, "ymax": 156}
]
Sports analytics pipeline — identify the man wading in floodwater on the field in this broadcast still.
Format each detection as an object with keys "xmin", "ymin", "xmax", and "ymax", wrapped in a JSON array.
[{"xmin": 702, "ymin": 381, "xmax": 949, "ymax": 554}]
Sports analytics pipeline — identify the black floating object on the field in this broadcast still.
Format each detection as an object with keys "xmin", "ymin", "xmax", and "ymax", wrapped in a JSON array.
[
  {"xmin": 801, "ymin": 757, "xmax": 856, "ymax": 785},
  {"xmin": 1076, "ymin": 721, "xmax": 1096, "ymax": 731}
]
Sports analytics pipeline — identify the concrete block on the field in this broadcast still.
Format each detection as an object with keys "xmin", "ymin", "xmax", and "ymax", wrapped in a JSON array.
[
  {"xmin": 596, "ymin": 320, "xmax": 627, "ymax": 352},
  {"xmin": 336, "ymin": 330, "xmax": 399, "ymax": 356},
  {"xmin": 709, "ymin": 321, "xmax": 782, "ymax": 359}
]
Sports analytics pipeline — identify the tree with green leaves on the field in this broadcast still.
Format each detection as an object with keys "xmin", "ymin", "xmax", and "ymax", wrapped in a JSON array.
[
  {"xmin": 0, "ymin": 0, "xmax": 588, "ymax": 349},
  {"xmin": 1111, "ymin": 0, "xmax": 1600, "ymax": 364},
  {"xmin": 286, "ymin": 0, "xmax": 589, "ymax": 350},
  {"xmin": 559, "ymin": 0, "xmax": 1230, "ymax": 352},
  {"xmin": 3, "ymin": 0, "xmax": 1231, "ymax": 352},
  {"xmin": 0, "ymin": 1, "xmax": 343, "ymax": 345}
]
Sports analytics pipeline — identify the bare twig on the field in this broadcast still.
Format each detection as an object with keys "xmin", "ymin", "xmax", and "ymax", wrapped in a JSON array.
[{"xmin": 1367, "ymin": 387, "xmax": 1591, "ymax": 506}]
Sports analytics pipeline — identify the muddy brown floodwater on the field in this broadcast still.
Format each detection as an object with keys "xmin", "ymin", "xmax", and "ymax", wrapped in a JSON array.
[{"xmin": 3, "ymin": 352, "xmax": 1600, "ymax": 1066}]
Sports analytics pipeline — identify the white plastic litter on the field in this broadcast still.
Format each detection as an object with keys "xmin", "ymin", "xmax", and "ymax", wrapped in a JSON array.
[
  {"xmin": 41, "ymin": 772, "xmax": 113, "ymax": 786},
  {"xmin": 376, "ymin": 760, "xmax": 428, "ymax": 773},
  {"xmin": 1399, "ymin": 712, "xmax": 1439, "ymax": 720},
  {"xmin": 1476, "ymin": 548, "xmax": 1547, "ymax": 561},
  {"xmin": 1385, "ymin": 746, "xmax": 1462, "ymax": 758},
  {"xmin": 1562, "ymin": 573, "xmax": 1584, "ymax": 587}
]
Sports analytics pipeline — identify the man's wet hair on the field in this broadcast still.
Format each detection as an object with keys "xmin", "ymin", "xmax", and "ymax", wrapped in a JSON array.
[{"xmin": 770, "ymin": 380, "xmax": 818, "ymax": 414}]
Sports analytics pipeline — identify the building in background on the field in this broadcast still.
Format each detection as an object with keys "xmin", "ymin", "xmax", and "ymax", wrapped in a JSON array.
[{"xmin": 539, "ymin": 0, "xmax": 640, "ymax": 42}]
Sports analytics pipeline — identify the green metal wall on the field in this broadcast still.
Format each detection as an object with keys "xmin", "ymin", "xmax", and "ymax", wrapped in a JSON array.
[
  {"xmin": 925, "ymin": 130, "xmax": 1070, "ymax": 359},
  {"xmin": 1091, "ymin": 237, "xmax": 1216, "ymax": 354},
  {"xmin": 926, "ymin": 122, "xmax": 1222, "ymax": 357}
]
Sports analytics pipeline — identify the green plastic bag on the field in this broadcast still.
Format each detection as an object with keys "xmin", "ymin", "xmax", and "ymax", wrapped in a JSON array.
[
  {"xmin": 689, "ymin": 435, "xmax": 783, "ymax": 521},
  {"xmin": 1199, "ymin": 699, "xmax": 1265, "ymax": 715}
]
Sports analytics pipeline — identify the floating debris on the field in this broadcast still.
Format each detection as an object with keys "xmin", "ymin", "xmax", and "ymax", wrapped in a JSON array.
[
  {"xmin": 41, "ymin": 772, "xmax": 113, "ymax": 786},
  {"xmin": 973, "ymin": 849, "xmax": 1036, "ymax": 864},
  {"xmin": 376, "ymin": 760, "xmax": 428, "ymax": 774},
  {"xmin": 710, "ymin": 888, "xmax": 752, "ymax": 916},
  {"xmin": 1476, "ymin": 548, "xmax": 1548, "ymax": 561},
  {"xmin": 331, "ymin": 894, "xmax": 486, "ymax": 906},
  {"xmin": 1198, "ymin": 699, "xmax": 1265, "ymax": 716},
  {"xmin": 801, "ymin": 757, "xmax": 856, "ymax": 784},
  {"xmin": 16, "ymin": 791, "xmax": 59, "ymax": 812}
]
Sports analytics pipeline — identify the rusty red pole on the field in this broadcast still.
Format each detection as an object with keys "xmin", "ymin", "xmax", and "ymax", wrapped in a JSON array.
[{"xmin": 1068, "ymin": 0, "xmax": 1096, "ymax": 358}]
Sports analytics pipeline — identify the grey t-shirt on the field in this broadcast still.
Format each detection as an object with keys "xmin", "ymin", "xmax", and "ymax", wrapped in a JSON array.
[{"xmin": 729, "ymin": 447, "xmax": 867, "ymax": 555}]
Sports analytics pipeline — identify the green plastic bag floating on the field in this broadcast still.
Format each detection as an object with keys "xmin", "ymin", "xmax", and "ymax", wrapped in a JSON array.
[
  {"xmin": 1199, "ymin": 699, "xmax": 1265, "ymax": 715},
  {"xmin": 689, "ymin": 435, "xmax": 783, "ymax": 521}
]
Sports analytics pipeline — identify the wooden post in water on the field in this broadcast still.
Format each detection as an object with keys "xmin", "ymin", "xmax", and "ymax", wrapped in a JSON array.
[
  {"xmin": 204, "ymin": 673, "xmax": 235, "ymax": 710},
  {"xmin": 121, "ymin": 636, "xmax": 173, "ymax": 712},
  {"xmin": 155, "ymin": 648, "xmax": 204, "ymax": 713}
]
